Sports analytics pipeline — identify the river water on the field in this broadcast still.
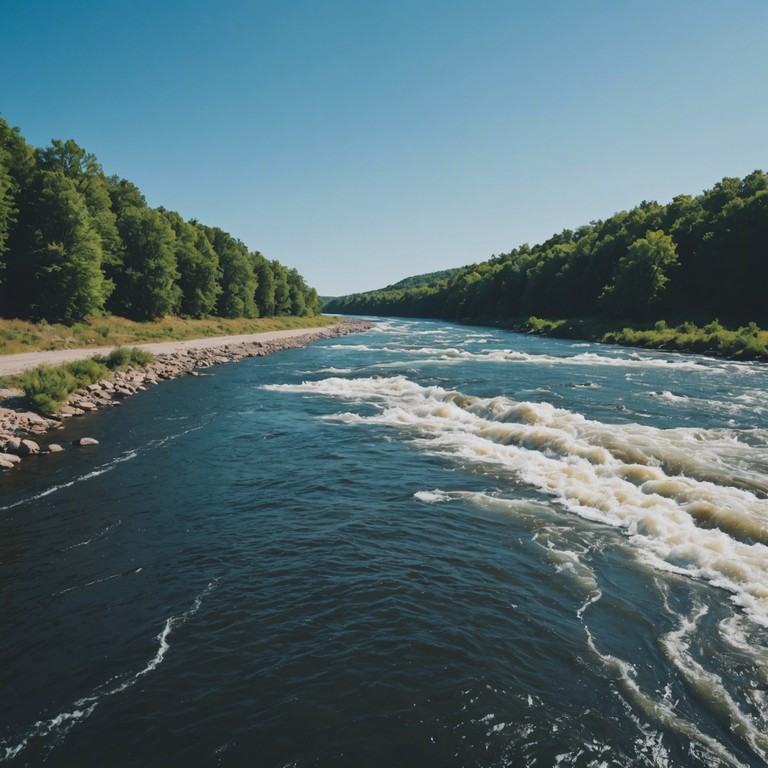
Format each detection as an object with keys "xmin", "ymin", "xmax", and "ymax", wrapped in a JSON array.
[{"xmin": 2, "ymin": 317, "xmax": 768, "ymax": 767}]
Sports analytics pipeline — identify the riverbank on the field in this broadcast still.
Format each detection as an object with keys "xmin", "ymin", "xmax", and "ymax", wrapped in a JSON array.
[
  {"xmin": 0, "ymin": 318, "xmax": 374, "ymax": 470},
  {"xmin": 459, "ymin": 315, "xmax": 768, "ymax": 363}
]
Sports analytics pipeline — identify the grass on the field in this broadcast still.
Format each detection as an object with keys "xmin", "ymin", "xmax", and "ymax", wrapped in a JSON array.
[
  {"xmin": 0, "ymin": 314, "xmax": 337, "ymax": 356},
  {"xmin": 517, "ymin": 316, "xmax": 768, "ymax": 361},
  {"xmin": 16, "ymin": 348, "xmax": 158, "ymax": 415}
]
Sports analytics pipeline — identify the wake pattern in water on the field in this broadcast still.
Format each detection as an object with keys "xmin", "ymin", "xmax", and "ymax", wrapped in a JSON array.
[
  {"xmin": 266, "ymin": 375, "xmax": 768, "ymax": 627},
  {"xmin": 1, "ymin": 580, "xmax": 219, "ymax": 763},
  {"xmin": 416, "ymin": 489, "xmax": 766, "ymax": 765}
]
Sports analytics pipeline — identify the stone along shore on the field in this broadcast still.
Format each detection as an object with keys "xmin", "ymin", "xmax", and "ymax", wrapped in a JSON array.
[{"xmin": 0, "ymin": 318, "xmax": 374, "ymax": 470}]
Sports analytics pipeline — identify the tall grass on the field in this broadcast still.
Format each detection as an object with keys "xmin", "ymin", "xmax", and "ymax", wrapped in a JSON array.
[{"xmin": 0, "ymin": 314, "xmax": 336, "ymax": 355}]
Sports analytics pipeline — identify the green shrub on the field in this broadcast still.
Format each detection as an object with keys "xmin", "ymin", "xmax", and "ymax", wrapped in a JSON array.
[
  {"xmin": 702, "ymin": 319, "xmax": 724, "ymax": 334},
  {"xmin": 64, "ymin": 358, "xmax": 109, "ymax": 387},
  {"xmin": 96, "ymin": 347, "xmax": 155, "ymax": 370},
  {"xmin": 738, "ymin": 321, "xmax": 760, "ymax": 337},
  {"xmin": 21, "ymin": 365, "xmax": 77, "ymax": 415}
]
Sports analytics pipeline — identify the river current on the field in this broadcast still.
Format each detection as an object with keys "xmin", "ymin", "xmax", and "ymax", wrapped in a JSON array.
[{"xmin": 2, "ymin": 317, "xmax": 768, "ymax": 767}]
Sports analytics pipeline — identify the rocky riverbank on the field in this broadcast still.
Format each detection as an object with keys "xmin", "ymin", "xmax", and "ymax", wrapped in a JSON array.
[{"xmin": 0, "ymin": 318, "xmax": 373, "ymax": 470}]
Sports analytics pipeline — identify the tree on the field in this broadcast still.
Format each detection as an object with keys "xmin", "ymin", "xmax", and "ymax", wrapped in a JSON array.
[
  {"xmin": 24, "ymin": 172, "xmax": 109, "ymax": 322},
  {"xmin": 37, "ymin": 139, "xmax": 121, "ymax": 268},
  {"xmin": 160, "ymin": 211, "xmax": 220, "ymax": 318},
  {"xmin": 202, "ymin": 227, "xmax": 257, "ymax": 318},
  {"xmin": 271, "ymin": 260, "xmax": 292, "ymax": 315},
  {"xmin": 253, "ymin": 251, "xmax": 275, "ymax": 316},
  {"xmin": 599, "ymin": 230, "xmax": 679, "ymax": 318},
  {"xmin": 109, "ymin": 206, "xmax": 180, "ymax": 320},
  {"xmin": 0, "ymin": 146, "xmax": 14, "ymax": 260}
]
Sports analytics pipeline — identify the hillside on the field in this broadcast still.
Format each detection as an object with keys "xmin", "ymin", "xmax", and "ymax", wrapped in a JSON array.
[{"xmin": 325, "ymin": 171, "xmax": 768, "ymax": 330}]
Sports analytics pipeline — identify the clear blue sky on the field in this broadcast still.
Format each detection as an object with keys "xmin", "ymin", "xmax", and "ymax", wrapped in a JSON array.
[{"xmin": 2, "ymin": 0, "xmax": 767, "ymax": 295}]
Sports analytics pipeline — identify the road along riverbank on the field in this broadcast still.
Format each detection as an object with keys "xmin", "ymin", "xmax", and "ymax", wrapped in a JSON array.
[{"xmin": 0, "ymin": 318, "xmax": 373, "ymax": 469}]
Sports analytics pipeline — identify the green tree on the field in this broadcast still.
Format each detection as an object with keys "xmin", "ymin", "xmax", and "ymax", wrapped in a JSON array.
[
  {"xmin": 271, "ymin": 260, "xmax": 292, "ymax": 315},
  {"xmin": 202, "ymin": 227, "xmax": 257, "ymax": 318},
  {"xmin": 160, "ymin": 211, "xmax": 220, "ymax": 318},
  {"xmin": 0, "ymin": 146, "xmax": 14, "ymax": 260},
  {"xmin": 252, "ymin": 251, "xmax": 276, "ymax": 316},
  {"xmin": 599, "ymin": 230, "xmax": 679, "ymax": 318},
  {"xmin": 25, "ymin": 172, "xmax": 109, "ymax": 322},
  {"xmin": 36, "ymin": 139, "xmax": 122, "ymax": 267},
  {"xmin": 109, "ymin": 206, "xmax": 180, "ymax": 320},
  {"xmin": 0, "ymin": 118, "xmax": 36, "ymax": 317}
]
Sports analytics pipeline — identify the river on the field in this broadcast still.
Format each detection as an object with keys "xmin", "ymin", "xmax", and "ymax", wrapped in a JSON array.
[{"xmin": 2, "ymin": 317, "xmax": 767, "ymax": 767}]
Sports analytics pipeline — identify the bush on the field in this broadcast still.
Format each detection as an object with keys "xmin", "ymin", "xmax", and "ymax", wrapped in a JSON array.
[
  {"xmin": 21, "ymin": 347, "xmax": 155, "ymax": 415},
  {"xmin": 96, "ymin": 347, "xmax": 155, "ymax": 370},
  {"xmin": 702, "ymin": 319, "xmax": 724, "ymax": 335},
  {"xmin": 21, "ymin": 365, "xmax": 77, "ymax": 415},
  {"xmin": 64, "ymin": 358, "xmax": 109, "ymax": 387}
]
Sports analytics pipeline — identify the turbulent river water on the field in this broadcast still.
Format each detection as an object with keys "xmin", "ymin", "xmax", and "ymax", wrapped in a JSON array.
[{"xmin": 2, "ymin": 317, "xmax": 768, "ymax": 767}]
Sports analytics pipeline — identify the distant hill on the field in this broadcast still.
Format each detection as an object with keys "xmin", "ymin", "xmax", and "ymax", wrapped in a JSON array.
[
  {"xmin": 324, "ymin": 268, "xmax": 461, "ymax": 312},
  {"xmin": 379, "ymin": 268, "xmax": 462, "ymax": 292}
]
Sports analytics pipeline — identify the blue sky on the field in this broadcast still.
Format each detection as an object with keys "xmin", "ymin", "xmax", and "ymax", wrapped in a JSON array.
[{"xmin": 2, "ymin": 1, "xmax": 767, "ymax": 295}]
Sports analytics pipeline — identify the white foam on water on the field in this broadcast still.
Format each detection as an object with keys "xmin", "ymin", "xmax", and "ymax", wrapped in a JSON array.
[
  {"xmin": 583, "ymin": 620, "xmax": 747, "ymax": 767},
  {"xmin": 314, "ymin": 366, "xmax": 354, "ymax": 374},
  {"xmin": 413, "ymin": 489, "xmax": 453, "ymax": 504},
  {"xmin": 388, "ymin": 345, "xmax": 754, "ymax": 373},
  {"xmin": 0, "ymin": 450, "xmax": 138, "ymax": 512},
  {"xmin": 61, "ymin": 520, "xmax": 122, "ymax": 552},
  {"xmin": 659, "ymin": 604, "xmax": 768, "ymax": 763},
  {"xmin": 267, "ymin": 375, "xmax": 768, "ymax": 627},
  {"xmin": 54, "ymin": 567, "xmax": 143, "ymax": 598},
  {"xmin": 317, "ymin": 342, "xmax": 755, "ymax": 374},
  {"xmin": 0, "ymin": 579, "xmax": 219, "ymax": 763},
  {"xmin": 646, "ymin": 390, "xmax": 768, "ymax": 420}
]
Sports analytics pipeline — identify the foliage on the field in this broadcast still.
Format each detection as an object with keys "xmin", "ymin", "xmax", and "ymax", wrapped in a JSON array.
[
  {"xmin": 64, "ymin": 357, "xmax": 109, "ymax": 386},
  {"xmin": 20, "ymin": 347, "xmax": 156, "ymax": 414},
  {"xmin": 326, "ymin": 171, "xmax": 768, "ymax": 333},
  {"xmin": 109, "ymin": 206, "xmax": 181, "ymax": 320},
  {"xmin": 0, "ymin": 117, "xmax": 320, "ymax": 326},
  {"xmin": 21, "ymin": 364, "xmax": 78, "ymax": 414},
  {"xmin": 95, "ymin": 346, "xmax": 156, "ymax": 370}
]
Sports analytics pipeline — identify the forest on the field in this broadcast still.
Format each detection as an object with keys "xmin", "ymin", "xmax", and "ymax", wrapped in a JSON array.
[
  {"xmin": 326, "ymin": 171, "xmax": 768, "ymax": 327},
  {"xmin": 0, "ymin": 117, "xmax": 321, "ymax": 324}
]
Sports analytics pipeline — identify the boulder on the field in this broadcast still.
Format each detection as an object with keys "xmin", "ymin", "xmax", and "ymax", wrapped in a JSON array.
[
  {"xmin": 0, "ymin": 458, "xmax": 15, "ymax": 469},
  {"xmin": 4, "ymin": 437, "xmax": 22, "ymax": 454},
  {"xmin": 59, "ymin": 405, "xmax": 85, "ymax": 418},
  {"xmin": 46, "ymin": 444, "xmax": 65, "ymax": 453},
  {"xmin": 0, "ymin": 452, "xmax": 21, "ymax": 464},
  {"xmin": 18, "ymin": 439, "xmax": 40, "ymax": 456},
  {"xmin": 74, "ymin": 437, "xmax": 99, "ymax": 446}
]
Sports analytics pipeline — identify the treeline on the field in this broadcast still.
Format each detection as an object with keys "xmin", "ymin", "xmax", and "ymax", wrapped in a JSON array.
[
  {"xmin": 0, "ymin": 117, "xmax": 321, "ymax": 324},
  {"xmin": 326, "ymin": 171, "xmax": 768, "ymax": 325}
]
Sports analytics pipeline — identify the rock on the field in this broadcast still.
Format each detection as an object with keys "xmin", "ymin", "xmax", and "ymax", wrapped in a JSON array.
[
  {"xmin": 46, "ymin": 444, "xmax": 64, "ymax": 453},
  {"xmin": 0, "ymin": 452, "xmax": 21, "ymax": 464},
  {"xmin": 59, "ymin": 405, "xmax": 85, "ymax": 418},
  {"xmin": 74, "ymin": 437, "xmax": 99, "ymax": 446},
  {"xmin": 18, "ymin": 439, "xmax": 41, "ymax": 456},
  {"xmin": 0, "ymin": 458, "xmax": 15, "ymax": 469},
  {"xmin": 3, "ymin": 437, "xmax": 22, "ymax": 454}
]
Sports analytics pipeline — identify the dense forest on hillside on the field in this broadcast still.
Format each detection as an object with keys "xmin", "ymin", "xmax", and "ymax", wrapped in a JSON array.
[
  {"xmin": 326, "ymin": 172, "xmax": 768, "ymax": 326},
  {"xmin": 0, "ymin": 117, "xmax": 321, "ymax": 324}
]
